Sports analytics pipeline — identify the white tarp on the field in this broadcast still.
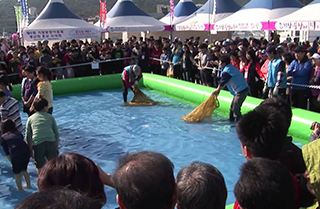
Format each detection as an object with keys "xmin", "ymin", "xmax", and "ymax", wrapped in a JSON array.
[{"xmin": 274, "ymin": 0, "xmax": 320, "ymax": 31}]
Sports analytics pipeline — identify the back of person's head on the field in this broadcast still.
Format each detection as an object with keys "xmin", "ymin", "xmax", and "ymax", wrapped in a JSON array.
[
  {"xmin": 37, "ymin": 153, "xmax": 106, "ymax": 206},
  {"xmin": 257, "ymin": 97, "xmax": 292, "ymax": 133},
  {"xmin": 199, "ymin": 43, "xmax": 207, "ymax": 49},
  {"xmin": 236, "ymin": 104, "xmax": 287, "ymax": 160},
  {"xmin": 1, "ymin": 119, "xmax": 17, "ymax": 135},
  {"xmin": 234, "ymin": 158, "xmax": 295, "ymax": 209},
  {"xmin": 0, "ymin": 89, "xmax": 6, "ymax": 98},
  {"xmin": 0, "ymin": 73, "xmax": 12, "ymax": 91},
  {"xmin": 24, "ymin": 64, "xmax": 36, "ymax": 73},
  {"xmin": 36, "ymin": 66, "xmax": 53, "ymax": 81},
  {"xmin": 112, "ymin": 151, "xmax": 176, "ymax": 209},
  {"xmin": 15, "ymin": 188, "xmax": 103, "ymax": 209},
  {"xmin": 176, "ymin": 162, "xmax": 227, "ymax": 209},
  {"xmin": 219, "ymin": 55, "xmax": 231, "ymax": 66},
  {"xmin": 33, "ymin": 97, "xmax": 48, "ymax": 112}
]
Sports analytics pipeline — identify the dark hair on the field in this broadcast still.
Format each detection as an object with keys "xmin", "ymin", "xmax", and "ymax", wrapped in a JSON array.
[
  {"xmin": 37, "ymin": 153, "xmax": 106, "ymax": 205},
  {"xmin": 219, "ymin": 55, "xmax": 231, "ymax": 66},
  {"xmin": 234, "ymin": 158, "xmax": 295, "ymax": 209},
  {"xmin": 24, "ymin": 64, "xmax": 36, "ymax": 73},
  {"xmin": 236, "ymin": 105, "xmax": 287, "ymax": 160},
  {"xmin": 0, "ymin": 73, "xmax": 13, "ymax": 92},
  {"xmin": 282, "ymin": 52, "xmax": 294, "ymax": 65},
  {"xmin": 33, "ymin": 97, "xmax": 48, "ymax": 111},
  {"xmin": 1, "ymin": 119, "xmax": 17, "ymax": 135},
  {"xmin": 257, "ymin": 97, "xmax": 292, "ymax": 133},
  {"xmin": 36, "ymin": 66, "xmax": 53, "ymax": 81},
  {"xmin": 246, "ymin": 49, "xmax": 258, "ymax": 63},
  {"xmin": 112, "ymin": 151, "xmax": 175, "ymax": 209},
  {"xmin": 176, "ymin": 162, "xmax": 227, "ymax": 209},
  {"xmin": 199, "ymin": 43, "xmax": 207, "ymax": 49},
  {"xmin": 15, "ymin": 188, "xmax": 103, "ymax": 209},
  {"xmin": 0, "ymin": 90, "xmax": 6, "ymax": 97}
]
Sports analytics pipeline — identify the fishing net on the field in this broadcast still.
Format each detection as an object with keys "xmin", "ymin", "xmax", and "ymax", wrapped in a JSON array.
[
  {"xmin": 182, "ymin": 94, "xmax": 219, "ymax": 123},
  {"xmin": 126, "ymin": 86, "xmax": 158, "ymax": 106}
]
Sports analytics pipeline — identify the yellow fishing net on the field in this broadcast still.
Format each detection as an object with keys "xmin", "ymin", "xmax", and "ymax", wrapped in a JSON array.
[
  {"xmin": 182, "ymin": 94, "xmax": 219, "ymax": 123},
  {"xmin": 126, "ymin": 86, "xmax": 158, "ymax": 106}
]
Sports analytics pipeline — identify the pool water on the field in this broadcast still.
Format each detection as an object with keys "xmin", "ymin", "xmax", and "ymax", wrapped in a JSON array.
[{"xmin": 0, "ymin": 89, "xmax": 247, "ymax": 209}]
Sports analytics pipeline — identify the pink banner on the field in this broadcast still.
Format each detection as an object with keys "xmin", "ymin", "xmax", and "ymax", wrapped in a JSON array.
[
  {"xmin": 100, "ymin": 0, "xmax": 107, "ymax": 28},
  {"xmin": 170, "ymin": 0, "xmax": 174, "ymax": 25}
]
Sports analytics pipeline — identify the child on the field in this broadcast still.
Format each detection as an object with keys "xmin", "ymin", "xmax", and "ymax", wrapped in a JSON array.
[
  {"xmin": 26, "ymin": 98, "xmax": 59, "ymax": 173},
  {"xmin": 1, "ymin": 119, "xmax": 31, "ymax": 191},
  {"xmin": 33, "ymin": 66, "xmax": 53, "ymax": 114},
  {"xmin": 160, "ymin": 47, "xmax": 170, "ymax": 76},
  {"xmin": 21, "ymin": 65, "xmax": 38, "ymax": 116}
]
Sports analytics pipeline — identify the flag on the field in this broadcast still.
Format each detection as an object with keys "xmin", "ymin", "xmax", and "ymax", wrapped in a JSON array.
[
  {"xmin": 14, "ymin": 5, "xmax": 22, "ymax": 33},
  {"xmin": 170, "ymin": 0, "xmax": 174, "ymax": 25},
  {"xmin": 20, "ymin": 0, "xmax": 29, "ymax": 28},
  {"xmin": 100, "ymin": 0, "xmax": 107, "ymax": 29}
]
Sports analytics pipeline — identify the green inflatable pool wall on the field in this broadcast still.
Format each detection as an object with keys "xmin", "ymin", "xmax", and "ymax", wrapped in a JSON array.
[{"xmin": 13, "ymin": 73, "xmax": 314, "ymax": 144}]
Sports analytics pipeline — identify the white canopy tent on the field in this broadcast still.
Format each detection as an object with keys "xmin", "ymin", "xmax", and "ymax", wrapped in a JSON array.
[
  {"xmin": 160, "ymin": 0, "xmax": 198, "ymax": 25},
  {"xmin": 23, "ymin": 0, "xmax": 101, "ymax": 42},
  {"xmin": 274, "ymin": 0, "xmax": 320, "ymax": 31},
  {"xmin": 100, "ymin": 0, "xmax": 165, "ymax": 32},
  {"xmin": 175, "ymin": 0, "xmax": 241, "ymax": 31},
  {"xmin": 214, "ymin": 0, "xmax": 303, "ymax": 31}
]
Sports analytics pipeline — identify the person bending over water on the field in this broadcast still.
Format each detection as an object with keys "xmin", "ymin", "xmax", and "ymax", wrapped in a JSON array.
[{"xmin": 121, "ymin": 65, "xmax": 142, "ymax": 103}]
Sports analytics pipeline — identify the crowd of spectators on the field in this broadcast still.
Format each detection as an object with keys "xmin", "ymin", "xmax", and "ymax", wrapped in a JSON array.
[
  {"xmin": 1, "ymin": 35, "xmax": 320, "ymax": 209},
  {"xmin": 1, "ymin": 35, "xmax": 320, "ymax": 112}
]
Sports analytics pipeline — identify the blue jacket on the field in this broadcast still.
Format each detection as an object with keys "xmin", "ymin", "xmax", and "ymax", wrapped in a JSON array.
[
  {"xmin": 288, "ymin": 58, "xmax": 312, "ymax": 90},
  {"xmin": 223, "ymin": 64, "xmax": 248, "ymax": 96}
]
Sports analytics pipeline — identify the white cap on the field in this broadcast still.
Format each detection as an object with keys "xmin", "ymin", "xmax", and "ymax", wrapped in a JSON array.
[
  {"xmin": 132, "ymin": 65, "xmax": 141, "ymax": 76},
  {"xmin": 312, "ymin": 53, "xmax": 320, "ymax": 59},
  {"xmin": 204, "ymin": 38, "xmax": 209, "ymax": 42}
]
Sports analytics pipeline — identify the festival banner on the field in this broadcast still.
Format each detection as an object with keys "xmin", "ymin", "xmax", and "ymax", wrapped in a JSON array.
[
  {"xmin": 20, "ymin": 0, "xmax": 29, "ymax": 28},
  {"xmin": 23, "ymin": 28, "xmax": 100, "ymax": 41},
  {"xmin": 215, "ymin": 22, "xmax": 263, "ymax": 31},
  {"xmin": 14, "ymin": 5, "xmax": 22, "ymax": 33},
  {"xmin": 275, "ymin": 21, "xmax": 314, "ymax": 31},
  {"xmin": 170, "ymin": 0, "xmax": 174, "ymax": 25},
  {"xmin": 100, "ymin": 0, "xmax": 107, "ymax": 29}
]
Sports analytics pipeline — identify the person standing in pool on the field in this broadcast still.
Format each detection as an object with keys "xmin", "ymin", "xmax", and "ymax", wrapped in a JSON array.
[
  {"xmin": 212, "ymin": 55, "xmax": 248, "ymax": 122},
  {"xmin": 121, "ymin": 65, "xmax": 142, "ymax": 103}
]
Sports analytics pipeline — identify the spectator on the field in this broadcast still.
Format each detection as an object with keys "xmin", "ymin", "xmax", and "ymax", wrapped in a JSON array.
[
  {"xmin": 310, "ymin": 53, "xmax": 320, "ymax": 112},
  {"xmin": 288, "ymin": 46, "xmax": 312, "ymax": 109},
  {"xmin": 21, "ymin": 65, "xmax": 37, "ymax": 116},
  {"xmin": 15, "ymin": 189, "xmax": 103, "ymax": 209},
  {"xmin": 266, "ymin": 45, "xmax": 287, "ymax": 99},
  {"xmin": 172, "ymin": 40, "xmax": 183, "ymax": 79},
  {"xmin": 38, "ymin": 153, "xmax": 109, "ymax": 206},
  {"xmin": 112, "ymin": 151, "xmax": 177, "ymax": 209},
  {"xmin": 176, "ymin": 162, "xmax": 227, "ymax": 209},
  {"xmin": 198, "ymin": 43, "xmax": 212, "ymax": 86},
  {"xmin": 234, "ymin": 158, "xmax": 295, "ymax": 209}
]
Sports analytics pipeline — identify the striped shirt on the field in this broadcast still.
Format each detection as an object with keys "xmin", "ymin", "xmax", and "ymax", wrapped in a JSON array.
[{"xmin": 0, "ymin": 97, "xmax": 23, "ymax": 133}]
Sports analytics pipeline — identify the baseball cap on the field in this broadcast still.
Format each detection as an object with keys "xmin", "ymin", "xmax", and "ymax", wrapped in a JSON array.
[
  {"xmin": 312, "ymin": 53, "xmax": 320, "ymax": 59},
  {"xmin": 132, "ymin": 65, "xmax": 141, "ymax": 76}
]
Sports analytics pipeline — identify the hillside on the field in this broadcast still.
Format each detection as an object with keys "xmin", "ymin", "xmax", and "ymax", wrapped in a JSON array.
[{"xmin": 0, "ymin": 0, "xmax": 312, "ymax": 19}]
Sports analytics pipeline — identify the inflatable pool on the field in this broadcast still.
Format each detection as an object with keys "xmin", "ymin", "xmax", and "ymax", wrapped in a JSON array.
[
  {"xmin": 13, "ymin": 73, "xmax": 314, "ymax": 144},
  {"xmin": 10, "ymin": 74, "xmax": 314, "ymax": 209}
]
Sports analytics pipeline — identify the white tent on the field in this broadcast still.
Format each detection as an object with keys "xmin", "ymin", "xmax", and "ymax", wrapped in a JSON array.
[
  {"xmin": 215, "ymin": 0, "xmax": 303, "ymax": 31},
  {"xmin": 175, "ymin": 0, "xmax": 241, "ymax": 31},
  {"xmin": 274, "ymin": 0, "xmax": 320, "ymax": 31},
  {"xmin": 160, "ymin": 0, "xmax": 198, "ymax": 25},
  {"xmin": 23, "ymin": 0, "xmax": 101, "ymax": 41},
  {"xmin": 102, "ymin": 0, "xmax": 165, "ymax": 32}
]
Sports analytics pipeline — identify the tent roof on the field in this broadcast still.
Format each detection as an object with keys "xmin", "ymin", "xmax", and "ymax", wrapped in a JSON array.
[
  {"xmin": 36, "ymin": 0, "xmax": 79, "ymax": 20},
  {"xmin": 160, "ymin": 0, "xmax": 198, "ymax": 25},
  {"xmin": 175, "ymin": 0, "xmax": 241, "ymax": 30},
  {"xmin": 215, "ymin": 0, "xmax": 303, "ymax": 30},
  {"xmin": 275, "ymin": 0, "xmax": 320, "ymax": 21},
  {"xmin": 104, "ymin": 0, "xmax": 165, "ymax": 32},
  {"xmin": 24, "ymin": 0, "xmax": 100, "ymax": 41}
]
